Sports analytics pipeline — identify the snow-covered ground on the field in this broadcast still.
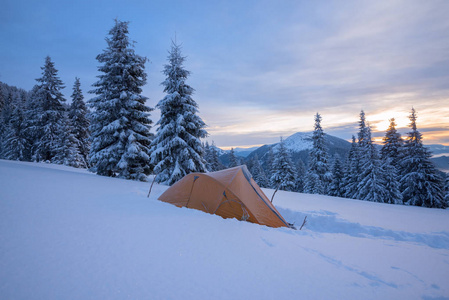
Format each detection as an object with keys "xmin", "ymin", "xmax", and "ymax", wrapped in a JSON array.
[{"xmin": 1, "ymin": 159, "xmax": 448, "ymax": 300}]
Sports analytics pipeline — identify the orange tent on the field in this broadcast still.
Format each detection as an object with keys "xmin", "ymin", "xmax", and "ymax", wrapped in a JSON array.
[{"xmin": 158, "ymin": 165, "xmax": 290, "ymax": 228}]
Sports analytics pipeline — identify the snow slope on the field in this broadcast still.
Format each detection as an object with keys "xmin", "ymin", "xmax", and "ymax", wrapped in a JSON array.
[{"xmin": 1, "ymin": 159, "xmax": 448, "ymax": 299}]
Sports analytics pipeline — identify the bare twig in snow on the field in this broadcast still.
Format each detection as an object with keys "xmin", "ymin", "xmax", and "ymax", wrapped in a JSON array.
[
  {"xmin": 147, "ymin": 174, "xmax": 157, "ymax": 198},
  {"xmin": 299, "ymin": 216, "xmax": 307, "ymax": 230}
]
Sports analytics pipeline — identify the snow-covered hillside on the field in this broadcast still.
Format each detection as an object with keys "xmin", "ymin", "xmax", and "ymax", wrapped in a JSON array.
[
  {"xmin": 1, "ymin": 160, "xmax": 448, "ymax": 299},
  {"xmin": 279, "ymin": 132, "xmax": 314, "ymax": 152}
]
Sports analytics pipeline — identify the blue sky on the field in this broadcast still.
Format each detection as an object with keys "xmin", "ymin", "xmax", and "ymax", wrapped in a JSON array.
[{"xmin": 1, "ymin": 0, "xmax": 448, "ymax": 148}]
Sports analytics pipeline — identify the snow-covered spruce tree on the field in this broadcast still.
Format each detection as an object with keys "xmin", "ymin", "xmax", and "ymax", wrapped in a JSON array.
[
  {"xmin": 304, "ymin": 113, "xmax": 332, "ymax": 194},
  {"xmin": 208, "ymin": 141, "xmax": 224, "ymax": 171},
  {"xmin": 204, "ymin": 141, "xmax": 222, "ymax": 172},
  {"xmin": 264, "ymin": 147, "xmax": 275, "ymax": 186},
  {"xmin": 33, "ymin": 56, "xmax": 67, "ymax": 163},
  {"xmin": 382, "ymin": 158, "xmax": 403, "ymax": 204},
  {"xmin": 69, "ymin": 77, "xmax": 90, "ymax": 167},
  {"xmin": 250, "ymin": 154, "xmax": 269, "ymax": 188},
  {"xmin": 358, "ymin": 110, "xmax": 370, "ymax": 153},
  {"xmin": 89, "ymin": 20, "xmax": 153, "ymax": 181},
  {"xmin": 343, "ymin": 136, "xmax": 360, "ymax": 199},
  {"xmin": 0, "ymin": 84, "xmax": 4, "ymax": 113},
  {"xmin": 23, "ymin": 85, "xmax": 45, "ymax": 161},
  {"xmin": 380, "ymin": 119, "xmax": 403, "ymax": 204},
  {"xmin": 295, "ymin": 159, "xmax": 306, "ymax": 192},
  {"xmin": 53, "ymin": 115, "xmax": 85, "ymax": 167},
  {"xmin": 400, "ymin": 108, "xmax": 445, "ymax": 208},
  {"xmin": 150, "ymin": 41, "xmax": 207, "ymax": 185},
  {"xmin": 380, "ymin": 118, "xmax": 403, "ymax": 168},
  {"xmin": 328, "ymin": 155, "xmax": 345, "ymax": 197},
  {"xmin": 0, "ymin": 90, "xmax": 13, "ymax": 158},
  {"xmin": 2, "ymin": 95, "xmax": 28, "ymax": 160},
  {"xmin": 228, "ymin": 148, "xmax": 239, "ymax": 168},
  {"xmin": 204, "ymin": 141, "xmax": 213, "ymax": 171},
  {"xmin": 344, "ymin": 111, "xmax": 370, "ymax": 199},
  {"xmin": 0, "ymin": 86, "xmax": 27, "ymax": 158},
  {"xmin": 355, "ymin": 126, "xmax": 387, "ymax": 202},
  {"xmin": 270, "ymin": 137, "xmax": 297, "ymax": 191}
]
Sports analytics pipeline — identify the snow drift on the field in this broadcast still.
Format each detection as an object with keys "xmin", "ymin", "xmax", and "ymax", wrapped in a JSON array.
[{"xmin": 1, "ymin": 160, "xmax": 448, "ymax": 299}]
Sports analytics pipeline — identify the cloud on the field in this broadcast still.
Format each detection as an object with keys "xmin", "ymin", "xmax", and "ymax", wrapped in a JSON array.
[
  {"xmin": 1, "ymin": 0, "xmax": 448, "ymax": 147},
  {"xmin": 192, "ymin": 0, "xmax": 449, "ymax": 146}
]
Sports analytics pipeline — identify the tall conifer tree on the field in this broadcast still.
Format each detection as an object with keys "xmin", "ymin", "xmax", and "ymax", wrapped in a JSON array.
[
  {"xmin": 358, "ymin": 110, "xmax": 369, "ymax": 152},
  {"xmin": 382, "ymin": 158, "xmax": 403, "ymax": 204},
  {"xmin": 89, "ymin": 20, "xmax": 153, "ymax": 180},
  {"xmin": 204, "ymin": 141, "xmax": 224, "ymax": 172},
  {"xmin": 329, "ymin": 155, "xmax": 345, "ymax": 197},
  {"xmin": 228, "ymin": 148, "xmax": 239, "ymax": 168},
  {"xmin": 295, "ymin": 159, "xmax": 307, "ymax": 193},
  {"xmin": 150, "ymin": 41, "xmax": 207, "ymax": 185},
  {"xmin": 380, "ymin": 118, "xmax": 403, "ymax": 204},
  {"xmin": 400, "ymin": 108, "xmax": 445, "ymax": 207},
  {"xmin": 270, "ymin": 137, "xmax": 297, "ymax": 191},
  {"xmin": 2, "ymin": 95, "xmax": 28, "ymax": 160},
  {"xmin": 355, "ymin": 126, "xmax": 387, "ymax": 202},
  {"xmin": 304, "ymin": 113, "xmax": 331, "ymax": 194},
  {"xmin": 343, "ymin": 136, "xmax": 360, "ymax": 199},
  {"xmin": 250, "ymin": 154, "xmax": 269, "ymax": 188},
  {"xmin": 69, "ymin": 78, "xmax": 90, "ymax": 167},
  {"xmin": 265, "ymin": 147, "xmax": 275, "ymax": 186},
  {"xmin": 33, "ymin": 56, "xmax": 67, "ymax": 163},
  {"xmin": 380, "ymin": 118, "xmax": 403, "ymax": 167}
]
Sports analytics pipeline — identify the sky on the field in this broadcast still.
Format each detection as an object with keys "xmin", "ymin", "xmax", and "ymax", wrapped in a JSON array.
[{"xmin": 1, "ymin": 0, "xmax": 448, "ymax": 148}]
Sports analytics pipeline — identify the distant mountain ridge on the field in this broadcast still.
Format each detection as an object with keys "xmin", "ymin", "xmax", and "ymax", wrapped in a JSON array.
[
  {"xmin": 246, "ymin": 132, "xmax": 351, "ymax": 158},
  {"xmin": 208, "ymin": 132, "xmax": 351, "ymax": 171},
  {"xmin": 215, "ymin": 132, "xmax": 449, "ymax": 173},
  {"xmin": 427, "ymin": 144, "xmax": 449, "ymax": 156},
  {"xmin": 430, "ymin": 156, "xmax": 449, "ymax": 173}
]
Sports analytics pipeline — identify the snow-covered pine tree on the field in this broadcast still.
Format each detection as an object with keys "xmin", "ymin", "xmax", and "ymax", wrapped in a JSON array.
[
  {"xmin": 204, "ymin": 141, "xmax": 223, "ymax": 172},
  {"xmin": 270, "ymin": 137, "xmax": 297, "ymax": 191},
  {"xmin": 304, "ymin": 113, "xmax": 332, "ymax": 194},
  {"xmin": 343, "ymin": 136, "xmax": 360, "ymax": 199},
  {"xmin": 250, "ymin": 154, "xmax": 269, "ymax": 188},
  {"xmin": 2, "ymin": 94, "xmax": 28, "ymax": 161},
  {"xmin": 265, "ymin": 147, "xmax": 275, "ymax": 186},
  {"xmin": 209, "ymin": 141, "xmax": 224, "ymax": 171},
  {"xmin": 358, "ymin": 110, "xmax": 370, "ymax": 152},
  {"xmin": 53, "ymin": 115, "xmax": 85, "ymax": 167},
  {"xmin": 69, "ymin": 77, "xmax": 90, "ymax": 167},
  {"xmin": 328, "ymin": 155, "xmax": 345, "ymax": 197},
  {"xmin": 150, "ymin": 41, "xmax": 207, "ymax": 185},
  {"xmin": 89, "ymin": 20, "xmax": 153, "ymax": 181},
  {"xmin": 33, "ymin": 56, "xmax": 67, "ymax": 163},
  {"xmin": 400, "ymin": 108, "xmax": 445, "ymax": 208},
  {"xmin": 23, "ymin": 85, "xmax": 45, "ymax": 161},
  {"xmin": 295, "ymin": 159, "xmax": 306, "ymax": 192},
  {"xmin": 204, "ymin": 141, "xmax": 213, "ymax": 171},
  {"xmin": 382, "ymin": 158, "xmax": 403, "ymax": 204},
  {"xmin": 0, "ymin": 89, "xmax": 13, "ymax": 158},
  {"xmin": 355, "ymin": 126, "xmax": 387, "ymax": 202},
  {"xmin": 228, "ymin": 148, "xmax": 239, "ymax": 168},
  {"xmin": 0, "ymin": 86, "xmax": 27, "ymax": 158},
  {"xmin": 0, "ymin": 84, "xmax": 4, "ymax": 113},
  {"xmin": 380, "ymin": 118, "xmax": 403, "ymax": 168},
  {"xmin": 380, "ymin": 118, "xmax": 403, "ymax": 204}
]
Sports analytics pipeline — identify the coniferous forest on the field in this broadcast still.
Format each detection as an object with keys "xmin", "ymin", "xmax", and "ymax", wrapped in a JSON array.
[{"xmin": 0, "ymin": 19, "xmax": 448, "ymax": 208}]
